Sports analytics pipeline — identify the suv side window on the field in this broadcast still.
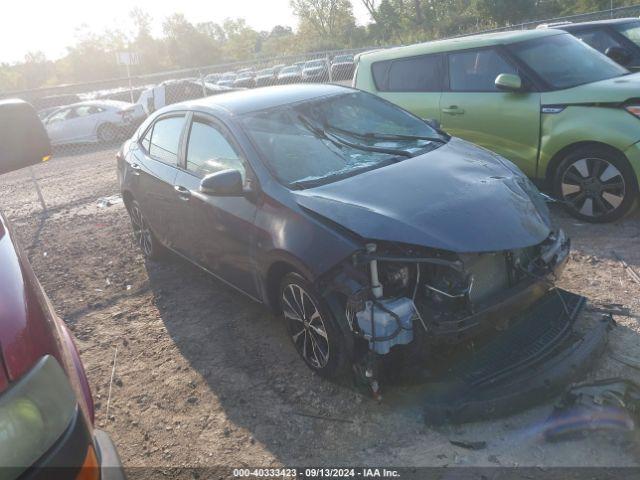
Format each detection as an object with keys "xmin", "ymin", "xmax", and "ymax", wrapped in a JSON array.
[
  {"xmin": 372, "ymin": 54, "xmax": 444, "ymax": 92},
  {"xmin": 448, "ymin": 49, "xmax": 518, "ymax": 92},
  {"xmin": 148, "ymin": 115, "xmax": 185, "ymax": 164},
  {"xmin": 573, "ymin": 28, "xmax": 623, "ymax": 55},
  {"xmin": 185, "ymin": 119, "xmax": 245, "ymax": 180}
]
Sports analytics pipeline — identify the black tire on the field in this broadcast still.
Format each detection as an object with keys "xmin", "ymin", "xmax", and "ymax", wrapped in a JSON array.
[
  {"xmin": 553, "ymin": 145, "xmax": 638, "ymax": 223},
  {"xmin": 97, "ymin": 123, "xmax": 118, "ymax": 143},
  {"xmin": 279, "ymin": 272, "xmax": 347, "ymax": 378},
  {"xmin": 126, "ymin": 200, "xmax": 165, "ymax": 260}
]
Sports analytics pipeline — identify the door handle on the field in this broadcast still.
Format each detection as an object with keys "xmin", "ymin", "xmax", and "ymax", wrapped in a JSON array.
[
  {"xmin": 442, "ymin": 106, "xmax": 465, "ymax": 115},
  {"xmin": 174, "ymin": 185, "xmax": 191, "ymax": 200},
  {"xmin": 130, "ymin": 163, "xmax": 142, "ymax": 175}
]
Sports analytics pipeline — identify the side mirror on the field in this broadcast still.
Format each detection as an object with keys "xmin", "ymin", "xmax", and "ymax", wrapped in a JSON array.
[
  {"xmin": 0, "ymin": 99, "xmax": 51, "ymax": 176},
  {"xmin": 199, "ymin": 169, "xmax": 243, "ymax": 196},
  {"xmin": 605, "ymin": 46, "xmax": 632, "ymax": 66},
  {"xmin": 495, "ymin": 73, "xmax": 523, "ymax": 92},
  {"xmin": 424, "ymin": 118, "xmax": 441, "ymax": 130}
]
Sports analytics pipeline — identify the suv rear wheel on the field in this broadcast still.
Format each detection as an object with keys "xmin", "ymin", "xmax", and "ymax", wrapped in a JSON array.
[{"xmin": 553, "ymin": 146, "xmax": 638, "ymax": 222}]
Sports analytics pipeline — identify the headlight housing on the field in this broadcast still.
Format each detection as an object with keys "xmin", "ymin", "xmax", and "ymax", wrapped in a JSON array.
[{"xmin": 0, "ymin": 355, "xmax": 76, "ymax": 472}]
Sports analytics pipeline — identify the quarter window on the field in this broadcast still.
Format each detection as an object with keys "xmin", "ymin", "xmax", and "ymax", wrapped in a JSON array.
[
  {"xmin": 148, "ymin": 115, "xmax": 185, "ymax": 164},
  {"xmin": 185, "ymin": 120, "xmax": 245, "ymax": 179},
  {"xmin": 448, "ymin": 49, "xmax": 517, "ymax": 92},
  {"xmin": 372, "ymin": 54, "xmax": 444, "ymax": 92}
]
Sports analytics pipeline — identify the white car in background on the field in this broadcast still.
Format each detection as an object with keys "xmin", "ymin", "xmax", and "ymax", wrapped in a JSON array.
[{"xmin": 44, "ymin": 100, "xmax": 145, "ymax": 145}]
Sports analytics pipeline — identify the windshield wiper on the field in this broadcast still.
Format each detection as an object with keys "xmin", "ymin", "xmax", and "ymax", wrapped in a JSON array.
[
  {"xmin": 324, "ymin": 124, "xmax": 445, "ymax": 143},
  {"xmin": 297, "ymin": 115, "xmax": 412, "ymax": 158}
]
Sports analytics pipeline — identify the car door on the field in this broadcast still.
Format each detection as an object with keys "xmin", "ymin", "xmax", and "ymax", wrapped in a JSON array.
[
  {"xmin": 372, "ymin": 53, "xmax": 444, "ymax": 122},
  {"xmin": 440, "ymin": 47, "xmax": 541, "ymax": 177},
  {"xmin": 131, "ymin": 113, "xmax": 187, "ymax": 248},
  {"xmin": 172, "ymin": 113, "xmax": 260, "ymax": 298},
  {"xmin": 72, "ymin": 105, "xmax": 100, "ymax": 141}
]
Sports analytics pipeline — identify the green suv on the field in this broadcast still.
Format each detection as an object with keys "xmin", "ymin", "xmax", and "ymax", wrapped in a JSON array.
[{"xmin": 354, "ymin": 29, "xmax": 640, "ymax": 222}]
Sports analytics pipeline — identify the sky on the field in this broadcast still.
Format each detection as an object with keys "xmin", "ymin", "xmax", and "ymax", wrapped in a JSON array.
[{"xmin": 1, "ymin": 0, "xmax": 372, "ymax": 64}]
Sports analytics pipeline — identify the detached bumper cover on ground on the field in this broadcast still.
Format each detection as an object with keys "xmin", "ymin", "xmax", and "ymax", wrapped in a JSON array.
[{"xmin": 423, "ymin": 290, "xmax": 612, "ymax": 424}]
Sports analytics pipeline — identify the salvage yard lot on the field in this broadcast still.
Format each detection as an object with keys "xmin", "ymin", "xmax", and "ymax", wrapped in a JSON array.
[{"xmin": 1, "ymin": 145, "xmax": 640, "ymax": 468}]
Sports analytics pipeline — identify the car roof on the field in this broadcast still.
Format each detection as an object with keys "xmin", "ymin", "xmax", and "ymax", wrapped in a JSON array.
[
  {"xmin": 553, "ymin": 17, "xmax": 640, "ymax": 30},
  {"xmin": 359, "ymin": 28, "xmax": 564, "ymax": 63},
  {"xmin": 163, "ymin": 84, "xmax": 352, "ymax": 116}
]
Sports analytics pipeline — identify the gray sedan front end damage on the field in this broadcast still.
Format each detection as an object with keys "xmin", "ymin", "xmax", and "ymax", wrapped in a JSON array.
[
  {"xmin": 294, "ymin": 133, "xmax": 606, "ymax": 419},
  {"xmin": 318, "ymin": 225, "xmax": 608, "ymax": 420}
]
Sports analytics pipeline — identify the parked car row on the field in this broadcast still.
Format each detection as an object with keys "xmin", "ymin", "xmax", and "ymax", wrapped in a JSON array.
[{"xmin": 204, "ymin": 55, "xmax": 356, "ymax": 90}]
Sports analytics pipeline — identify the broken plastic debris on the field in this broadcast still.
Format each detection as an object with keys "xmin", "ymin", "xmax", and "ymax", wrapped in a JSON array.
[
  {"xmin": 449, "ymin": 439, "xmax": 487, "ymax": 450},
  {"xmin": 543, "ymin": 378, "xmax": 639, "ymax": 442},
  {"xmin": 97, "ymin": 195, "xmax": 123, "ymax": 208}
]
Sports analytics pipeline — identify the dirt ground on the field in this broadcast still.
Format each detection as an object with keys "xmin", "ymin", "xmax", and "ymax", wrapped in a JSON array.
[{"xmin": 1, "ymin": 144, "xmax": 640, "ymax": 470}]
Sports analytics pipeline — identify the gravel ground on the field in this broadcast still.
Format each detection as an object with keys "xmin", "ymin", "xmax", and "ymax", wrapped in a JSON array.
[{"xmin": 1, "ymin": 143, "xmax": 640, "ymax": 470}]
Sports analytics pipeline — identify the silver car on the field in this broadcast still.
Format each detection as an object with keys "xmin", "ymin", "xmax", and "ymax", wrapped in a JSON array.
[{"xmin": 44, "ymin": 100, "xmax": 145, "ymax": 146}]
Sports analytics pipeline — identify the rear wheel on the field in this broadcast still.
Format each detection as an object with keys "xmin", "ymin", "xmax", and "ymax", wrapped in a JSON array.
[
  {"xmin": 126, "ymin": 200, "xmax": 164, "ymax": 259},
  {"xmin": 279, "ymin": 272, "xmax": 347, "ymax": 378},
  {"xmin": 553, "ymin": 146, "xmax": 638, "ymax": 222}
]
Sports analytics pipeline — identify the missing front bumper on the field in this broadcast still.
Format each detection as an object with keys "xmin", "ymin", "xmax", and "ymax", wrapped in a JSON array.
[{"xmin": 422, "ymin": 289, "xmax": 612, "ymax": 425}]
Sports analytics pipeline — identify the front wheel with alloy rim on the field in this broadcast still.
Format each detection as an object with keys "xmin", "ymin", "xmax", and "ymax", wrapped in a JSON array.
[
  {"xmin": 126, "ymin": 200, "xmax": 165, "ymax": 259},
  {"xmin": 553, "ymin": 146, "xmax": 638, "ymax": 222},
  {"xmin": 279, "ymin": 273, "xmax": 347, "ymax": 378}
]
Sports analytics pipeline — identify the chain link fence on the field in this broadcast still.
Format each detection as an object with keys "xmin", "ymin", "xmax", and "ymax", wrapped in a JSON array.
[{"xmin": 2, "ymin": 3, "xmax": 640, "ymax": 160}]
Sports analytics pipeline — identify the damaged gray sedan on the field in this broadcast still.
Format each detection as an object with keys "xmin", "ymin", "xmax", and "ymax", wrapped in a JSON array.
[{"xmin": 119, "ymin": 85, "xmax": 609, "ymax": 418}]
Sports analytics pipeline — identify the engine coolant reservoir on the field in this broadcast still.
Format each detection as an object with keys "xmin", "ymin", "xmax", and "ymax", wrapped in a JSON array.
[{"xmin": 356, "ymin": 297, "xmax": 416, "ymax": 354}]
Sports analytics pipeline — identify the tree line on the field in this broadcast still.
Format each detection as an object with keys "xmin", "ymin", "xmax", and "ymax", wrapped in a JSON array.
[{"xmin": 1, "ymin": 0, "xmax": 637, "ymax": 92}]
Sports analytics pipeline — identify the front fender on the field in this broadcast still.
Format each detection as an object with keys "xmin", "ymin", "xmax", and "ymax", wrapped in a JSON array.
[{"xmin": 538, "ymin": 106, "xmax": 640, "ymax": 178}]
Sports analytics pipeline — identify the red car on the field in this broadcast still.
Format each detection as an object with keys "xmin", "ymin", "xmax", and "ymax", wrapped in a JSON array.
[{"xmin": 0, "ymin": 99, "xmax": 124, "ymax": 479}]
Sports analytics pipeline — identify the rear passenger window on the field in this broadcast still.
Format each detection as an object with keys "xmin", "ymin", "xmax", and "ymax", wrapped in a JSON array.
[
  {"xmin": 148, "ymin": 116, "xmax": 185, "ymax": 164},
  {"xmin": 372, "ymin": 55, "xmax": 443, "ymax": 92},
  {"xmin": 448, "ymin": 49, "xmax": 517, "ymax": 92},
  {"xmin": 185, "ymin": 120, "xmax": 245, "ymax": 180}
]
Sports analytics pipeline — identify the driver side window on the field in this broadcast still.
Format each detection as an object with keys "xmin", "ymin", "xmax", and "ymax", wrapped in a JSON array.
[
  {"xmin": 185, "ymin": 119, "xmax": 245, "ymax": 180},
  {"xmin": 449, "ymin": 49, "xmax": 518, "ymax": 92}
]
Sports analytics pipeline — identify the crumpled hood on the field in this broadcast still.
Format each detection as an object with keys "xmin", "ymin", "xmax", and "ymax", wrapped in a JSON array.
[
  {"xmin": 542, "ymin": 71, "xmax": 640, "ymax": 105},
  {"xmin": 294, "ymin": 137, "xmax": 552, "ymax": 253}
]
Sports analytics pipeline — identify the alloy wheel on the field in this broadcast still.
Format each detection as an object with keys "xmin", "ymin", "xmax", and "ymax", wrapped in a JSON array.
[
  {"xmin": 560, "ymin": 157, "xmax": 626, "ymax": 218},
  {"xmin": 282, "ymin": 283, "xmax": 330, "ymax": 369},
  {"xmin": 129, "ymin": 203, "xmax": 153, "ymax": 257}
]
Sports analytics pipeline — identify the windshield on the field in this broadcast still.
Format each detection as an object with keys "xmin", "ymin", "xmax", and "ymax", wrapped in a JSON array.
[
  {"xmin": 305, "ymin": 60, "xmax": 324, "ymax": 68},
  {"xmin": 508, "ymin": 33, "xmax": 628, "ymax": 89},
  {"xmin": 241, "ymin": 91, "xmax": 443, "ymax": 188},
  {"xmin": 281, "ymin": 67, "xmax": 299, "ymax": 74},
  {"xmin": 615, "ymin": 21, "xmax": 640, "ymax": 46}
]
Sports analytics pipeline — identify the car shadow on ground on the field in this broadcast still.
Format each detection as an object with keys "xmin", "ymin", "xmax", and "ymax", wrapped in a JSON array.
[{"xmin": 141, "ymin": 253, "xmax": 373, "ymax": 464}]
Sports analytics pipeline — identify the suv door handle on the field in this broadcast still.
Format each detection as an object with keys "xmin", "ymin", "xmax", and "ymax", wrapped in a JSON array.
[
  {"xmin": 174, "ymin": 185, "xmax": 191, "ymax": 200},
  {"xmin": 130, "ymin": 163, "xmax": 142, "ymax": 175},
  {"xmin": 442, "ymin": 106, "xmax": 465, "ymax": 115}
]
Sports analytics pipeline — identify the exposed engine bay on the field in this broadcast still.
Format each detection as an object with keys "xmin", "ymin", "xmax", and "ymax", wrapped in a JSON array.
[{"xmin": 323, "ymin": 229, "xmax": 606, "ymax": 407}]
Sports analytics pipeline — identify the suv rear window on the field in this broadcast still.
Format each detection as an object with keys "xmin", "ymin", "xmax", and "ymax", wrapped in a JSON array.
[{"xmin": 372, "ymin": 54, "xmax": 444, "ymax": 92}]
